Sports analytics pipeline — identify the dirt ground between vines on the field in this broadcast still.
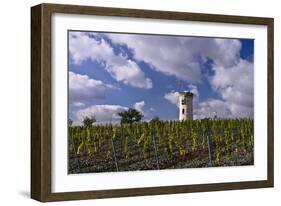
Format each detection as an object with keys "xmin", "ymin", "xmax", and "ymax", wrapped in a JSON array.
[{"xmin": 68, "ymin": 139, "xmax": 253, "ymax": 174}]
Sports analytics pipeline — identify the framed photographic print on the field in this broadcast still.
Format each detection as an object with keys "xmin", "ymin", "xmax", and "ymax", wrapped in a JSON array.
[{"xmin": 31, "ymin": 3, "xmax": 274, "ymax": 202}]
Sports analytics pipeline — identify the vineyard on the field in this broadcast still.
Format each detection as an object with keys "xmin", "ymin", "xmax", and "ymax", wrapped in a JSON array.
[{"xmin": 68, "ymin": 119, "xmax": 254, "ymax": 174}]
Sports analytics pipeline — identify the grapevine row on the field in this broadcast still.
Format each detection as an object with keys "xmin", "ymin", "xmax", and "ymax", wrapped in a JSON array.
[{"xmin": 68, "ymin": 119, "xmax": 254, "ymax": 172}]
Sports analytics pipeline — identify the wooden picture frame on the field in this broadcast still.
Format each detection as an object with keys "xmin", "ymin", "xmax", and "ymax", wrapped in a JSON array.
[{"xmin": 31, "ymin": 3, "xmax": 274, "ymax": 202}]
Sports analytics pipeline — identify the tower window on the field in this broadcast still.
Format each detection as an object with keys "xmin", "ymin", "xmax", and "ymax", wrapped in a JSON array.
[
  {"xmin": 182, "ymin": 109, "xmax": 185, "ymax": 114},
  {"xmin": 181, "ymin": 100, "xmax": 186, "ymax": 105}
]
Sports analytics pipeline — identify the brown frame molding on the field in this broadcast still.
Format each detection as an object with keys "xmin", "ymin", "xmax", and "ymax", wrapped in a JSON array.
[{"xmin": 31, "ymin": 3, "xmax": 274, "ymax": 202}]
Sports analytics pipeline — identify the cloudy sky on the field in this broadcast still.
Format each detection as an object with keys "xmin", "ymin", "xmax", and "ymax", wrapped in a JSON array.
[{"xmin": 68, "ymin": 31, "xmax": 254, "ymax": 125}]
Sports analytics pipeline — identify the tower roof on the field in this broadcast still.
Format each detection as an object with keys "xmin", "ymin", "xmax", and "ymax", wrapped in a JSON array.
[{"xmin": 179, "ymin": 91, "xmax": 193, "ymax": 97}]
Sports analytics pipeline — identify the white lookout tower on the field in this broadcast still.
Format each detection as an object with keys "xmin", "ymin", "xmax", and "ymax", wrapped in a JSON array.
[{"xmin": 179, "ymin": 91, "xmax": 193, "ymax": 120}]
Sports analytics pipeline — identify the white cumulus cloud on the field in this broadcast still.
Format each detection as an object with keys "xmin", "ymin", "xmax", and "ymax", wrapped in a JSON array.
[
  {"xmin": 106, "ymin": 33, "xmax": 253, "ymax": 119},
  {"xmin": 69, "ymin": 32, "xmax": 152, "ymax": 89},
  {"xmin": 188, "ymin": 84, "xmax": 199, "ymax": 98},
  {"xmin": 193, "ymin": 59, "xmax": 254, "ymax": 119},
  {"xmin": 194, "ymin": 99, "xmax": 231, "ymax": 119},
  {"xmin": 133, "ymin": 101, "xmax": 146, "ymax": 114},
  {"xmin": 210, "ymin": 59, "xmax": 254, "ymax": 118},
  {"xmin": 69, "ymin": 71, "xmax": 116, "ymax": 106},
  {"xmin": 164, "ymin": 91, "xmax": 179, "ymax": 107},
  {"xmin": 106, "ymin": 33, "xmax": 242, "ymax": 84},
  {"xmin": 73, "ymin": 102, "xmax": 86, "ymax": 107},
  {"xmin": 75, "ymin": 104, "xmax": 128, "ymax": 124}
]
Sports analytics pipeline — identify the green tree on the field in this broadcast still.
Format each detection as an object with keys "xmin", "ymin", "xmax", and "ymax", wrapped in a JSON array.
[
  {"xmin": 82, "ymin": 116, "xmax": 96, "ymax": 127},
  {"xmin": 118, "ymin": 108, "xmax": 143, "ymax": 124},
  {"xmin": 150, "ymin": 116, "xmax": 160, "ymax": 124}
]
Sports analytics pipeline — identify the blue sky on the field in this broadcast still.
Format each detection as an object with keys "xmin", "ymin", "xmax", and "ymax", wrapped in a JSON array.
[{"xmin": 68, "ymin": 31, "xmax": 254, "ymax": 124}]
